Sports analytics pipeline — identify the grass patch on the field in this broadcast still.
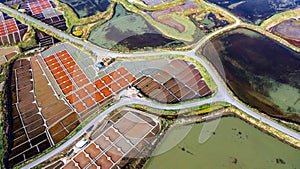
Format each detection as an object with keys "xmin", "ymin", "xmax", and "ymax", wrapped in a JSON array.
[
  {"xmin": 183, "ymin": 102, "xmax": 230, "ymax": 116},
  {"xmin": 18, "ymin": 26, "xmax": 37, "ymax": 49},
  {"xmin": 129, "ymin": 102, "xmax": 230, "ymax": 116},
  {"xmin": 132, "ymin": 0, "xmax": 186, "ymax": 11}
]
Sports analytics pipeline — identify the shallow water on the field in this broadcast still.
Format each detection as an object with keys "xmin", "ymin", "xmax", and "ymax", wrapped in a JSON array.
[{"xmin": 145, "ymin": 117, "xmax": 300, "ymax": 169}]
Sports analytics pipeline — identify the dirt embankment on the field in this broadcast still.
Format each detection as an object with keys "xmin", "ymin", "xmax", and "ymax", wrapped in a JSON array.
[{"xmin": 151, "ymin": 2, "xmax": 199, "ymax": 33}]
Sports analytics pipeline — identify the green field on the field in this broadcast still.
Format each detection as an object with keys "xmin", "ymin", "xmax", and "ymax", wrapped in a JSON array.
[{"xmin": 145, "ymin": 117, "xmax": 300, "ymax": 169}]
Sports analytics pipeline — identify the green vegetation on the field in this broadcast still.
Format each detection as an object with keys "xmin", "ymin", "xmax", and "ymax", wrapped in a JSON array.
[
  {"xmin": 72, "ymin": 30, "xmax": 83, "ymax": 37},
  {"xmin": 10, "ymin": 4, "xmax": 20, "ymax": 10},
  {"xmin": 19, "ymin": 26, "xmax": 37, "ymax": 49},
  {"xmin": 52, "ymin": 0, "xmax": 79, "ymax": 32},
  {"xmin": 0, "ymin": 8, "xmax": 26, "ymax": 23},
  {"xmin": 111, "ymin": 44, "xmax": 130, "ymax": 52},
  {"xmin": 130, "ymin": 102, "xmax": 229, "ymax": 116},
  {"xmin": 183, "ymin": 102, "xmax": 229, "ymax": 116},
  {"xmin": 132, "ymin": 0, "xmax": 186, "ymax": 10},
  {"xmin": 0, "ymin": 88, "xmax": 8, "ymax": 168}
]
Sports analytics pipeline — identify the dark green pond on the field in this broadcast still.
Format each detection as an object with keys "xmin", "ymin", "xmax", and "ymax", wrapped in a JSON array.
[{"xmin": 203, "ymin": 28, "xmax": 300, "ymax": 124}]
